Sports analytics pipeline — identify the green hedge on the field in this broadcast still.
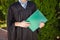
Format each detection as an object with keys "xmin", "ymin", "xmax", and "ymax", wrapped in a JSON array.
[{"xmin": 33, "ymin": 0, "xmax": 60, "ymax": 40}]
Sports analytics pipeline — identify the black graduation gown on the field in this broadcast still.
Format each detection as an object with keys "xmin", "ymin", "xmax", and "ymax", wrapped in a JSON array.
[{"xmin": 7, "ymin": 1, "xmax": 39, "ymax": 40}]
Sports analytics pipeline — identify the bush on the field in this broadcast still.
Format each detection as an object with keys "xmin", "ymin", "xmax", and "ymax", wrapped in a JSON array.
[{"xmin": 33, "ymin": 0, "xmax": 60, "ymax": 40}]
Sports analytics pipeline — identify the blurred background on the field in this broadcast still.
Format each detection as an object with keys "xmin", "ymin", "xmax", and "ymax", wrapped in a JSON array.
[{"xmin": 0, "ymin": 0, "xmax": 60, "ymax": 40}]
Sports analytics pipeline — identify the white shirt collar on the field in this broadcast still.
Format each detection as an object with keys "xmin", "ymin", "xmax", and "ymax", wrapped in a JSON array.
[
  {"xmin": 19, "ymin": 0, "xmax": 27, "ymax": 4},
  {"xmin": 18, "ymin": 0, "xmax": 28, "ymax": 9}
]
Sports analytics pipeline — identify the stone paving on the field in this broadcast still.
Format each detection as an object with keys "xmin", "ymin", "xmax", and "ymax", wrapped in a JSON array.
[{"xmin": 0, "ymin": 28, "xmax": 8, "ymax": 40}]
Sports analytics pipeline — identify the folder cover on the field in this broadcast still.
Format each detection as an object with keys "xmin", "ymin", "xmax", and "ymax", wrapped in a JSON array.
[{"xmin": 26, "ymin": 9, "xmax": 48, "ymax": 32}]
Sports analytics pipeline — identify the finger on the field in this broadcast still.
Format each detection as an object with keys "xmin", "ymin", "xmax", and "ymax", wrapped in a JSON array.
[
  {"xmin": 27, "ymin": 24, "xmax": 30, "ymax": 27},
  {"xmin": 22, "ymin": 20, "xmax": 30, "ymax": 23},
  {"xmin": 26, "ymin": 22, "xmax": 30, "ymax": 24}
]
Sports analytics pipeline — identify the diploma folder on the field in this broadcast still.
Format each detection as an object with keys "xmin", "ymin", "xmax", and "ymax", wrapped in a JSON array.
[{"xmin": 26, "ymin": 9, "xmax": 48, "ymax": 32}]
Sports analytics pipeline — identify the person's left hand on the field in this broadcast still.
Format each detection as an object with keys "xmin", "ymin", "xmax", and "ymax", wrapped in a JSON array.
[{"xmin": 39, "ymin": 22, "xmax": 45, "ymax": 28}]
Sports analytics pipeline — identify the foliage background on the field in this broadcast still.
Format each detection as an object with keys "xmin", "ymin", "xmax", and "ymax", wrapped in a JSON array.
[{"xmin": 0, "ymin": 0, "xmax": 60, "ymax": 40}]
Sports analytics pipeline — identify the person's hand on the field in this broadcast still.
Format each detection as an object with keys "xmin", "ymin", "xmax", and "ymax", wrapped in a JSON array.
[
  {"xmin": 15, "ymin": 21, "xmax": 30, "ymax": 28},
  {"xmin": 39, "ymin": 22, "xmax": 45, "ymax": 28}
]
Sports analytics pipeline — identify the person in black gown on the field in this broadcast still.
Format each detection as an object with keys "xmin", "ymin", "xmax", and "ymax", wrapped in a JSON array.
[{"xmin": 7, "ymin": 0, "xmax": 45, "ymax": 40}]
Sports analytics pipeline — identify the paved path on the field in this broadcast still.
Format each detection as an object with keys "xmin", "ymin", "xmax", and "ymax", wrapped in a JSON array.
[{"xmin": 0, "ymin": 28, "xmax": 8, "ymax": 40}]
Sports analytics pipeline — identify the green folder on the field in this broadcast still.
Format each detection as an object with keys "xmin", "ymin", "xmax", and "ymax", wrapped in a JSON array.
[{"xmin": 26, "ymin": 9, "xmax": 48, "ymax": 32}]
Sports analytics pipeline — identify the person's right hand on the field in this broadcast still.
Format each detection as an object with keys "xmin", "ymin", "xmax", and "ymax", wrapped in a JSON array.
[{"xmin": 15, "ymin": 21, "xmax": 30, "ymax": 28}]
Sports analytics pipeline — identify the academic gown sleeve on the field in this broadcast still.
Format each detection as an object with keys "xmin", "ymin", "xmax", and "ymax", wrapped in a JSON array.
[{"xmin": 7, "ymin": 6, "xmax": 15, "ymax": 40}]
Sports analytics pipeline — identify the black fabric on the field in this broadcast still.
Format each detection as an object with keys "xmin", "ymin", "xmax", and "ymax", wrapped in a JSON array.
[{"xmin": 7, "ymin": 1, "xmax": 39, "ymax": 40}]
